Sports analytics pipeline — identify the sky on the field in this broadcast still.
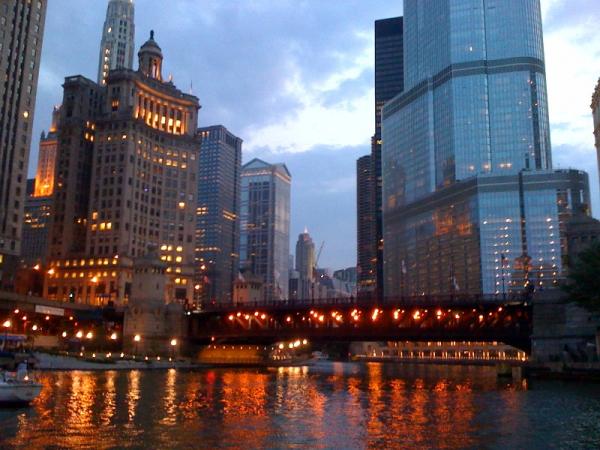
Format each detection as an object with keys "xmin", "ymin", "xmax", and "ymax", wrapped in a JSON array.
[{"xmin": 30, "ymin": 0, "xmax": 600, "ymax": 271}]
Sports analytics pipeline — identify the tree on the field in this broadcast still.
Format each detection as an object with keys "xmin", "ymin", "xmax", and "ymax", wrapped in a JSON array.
[{"xmin": 563, "ymin": 241, "xmax": 600, "ymax": 312}]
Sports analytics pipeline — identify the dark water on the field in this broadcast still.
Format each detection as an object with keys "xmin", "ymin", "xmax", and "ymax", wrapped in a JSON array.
[{"xmin": 1, "ymin": 363, "xmax": 599, "ymax": 449}]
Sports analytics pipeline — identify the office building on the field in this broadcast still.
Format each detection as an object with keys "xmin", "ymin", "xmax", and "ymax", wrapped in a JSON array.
[
  {"xmin": 45, "ymin": 31, "xmax": 200, "ymax": 306},
  {"xmin": 0, "ymin": 0, "xmax": 47, "ymax": 287},
  {"xmin": 356, "ymin": 17, "xmax": 404, "ymax": 296},
  {"xmin": 98, "ymin": 0, "xmax": 135, "ymax": 85},
  {"xmin": 382, "ymin": 0, "xmax": 593, "ymax": 296},
  {"xmin": 240, "ymin": 158, "xmax": 291, "ymax": 301},
  {"xmin": 196, "ymin": 125, "xmax": 242, "ymax": 305}
]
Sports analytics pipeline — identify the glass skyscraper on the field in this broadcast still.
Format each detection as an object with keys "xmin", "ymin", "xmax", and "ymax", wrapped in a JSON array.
[
  {"xmin": 382, "ymin": 0, "xmax": 592, "ymax": 297},
  {"xmin": 240, "ymin": 158, "xmax": 291, "ymax": 301},
  {"xmin": 196, "ymin": 125, "xmax": 242, "ymax": 305}
]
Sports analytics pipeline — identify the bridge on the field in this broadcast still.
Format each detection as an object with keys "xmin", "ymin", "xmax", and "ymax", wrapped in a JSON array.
[{"xmin": 188, "ymin": 295, "xmax": 533, "ymax": 352}]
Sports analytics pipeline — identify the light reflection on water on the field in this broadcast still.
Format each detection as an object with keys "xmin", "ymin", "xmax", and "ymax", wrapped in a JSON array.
[{"xmin": 0, "ymin": 362, "xmax": 599, "ymax": 449}]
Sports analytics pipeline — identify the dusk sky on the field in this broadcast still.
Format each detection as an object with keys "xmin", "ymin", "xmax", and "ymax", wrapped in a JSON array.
[{"xmin": 30, "ymin": 0, "xmax": 600, "ymax": 271}]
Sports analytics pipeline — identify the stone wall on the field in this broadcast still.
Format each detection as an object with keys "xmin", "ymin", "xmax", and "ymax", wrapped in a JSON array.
[{"xmin": 532, "ymin": 290, "xmax": 600, "ymax": 363}]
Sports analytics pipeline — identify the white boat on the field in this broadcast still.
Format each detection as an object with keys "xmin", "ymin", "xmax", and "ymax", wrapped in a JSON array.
[{"xmin": 0, "ymin": 373, "xmax": 42, "ymax": 405}]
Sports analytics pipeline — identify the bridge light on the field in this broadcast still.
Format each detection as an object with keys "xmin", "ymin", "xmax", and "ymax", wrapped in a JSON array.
[
  {"xmin": 61, "ymin": 331, "xmax": 67, "ymax": 338},
  {"xmin": 236, "ymin": 312, "xmax": 241, "ymax": 317},
  {"xmin": 228, "ymin": 315, "xmax": 234, "ymax": 321},
  {"xmin": 454, "ymin": 313, "xmax": 460, "ymax": 320},
  {"xmin": 413, "ymin": 311, "xmax": 421, "ymax": 320},
  {"xmin": 436, "ymin": 310, "xmax": 442, "ymax": 318},
  {"xmin": 288, "ymin": 343, "xmax": 294, "ymax": 349},
  {"xmin": 260, "ymin": 314, "xmax": 266, "ymax": 320},
  {"xmin": 286, "ymin": 316, "xmax": 292, "ymax": 323},
  {"xmin": 393, "ymin": 311, "xmax": 399, "ymax": 320},
  {"xmin": 294, "ymin": 340, "xmax": 301, "ymax": 348},
  {"xmin": 76, "ymin": 330, "xmax": 83, "ymax": 339},
  {"xmin": 318, "ymin": 315, "xmax": 325, "ymax": 323},
  {"xmin": 302, "ymin": 339, "xmax": 308, "ymax": 345},
  {"xmin": 254, "ymin": 312, "xmax": 259, "ymax": 316},
  {"xmin": 279, "ymin": 343, "xmax": 284, "ymax": 349},
  {"xmin": 244, "ymin": 315, "xmax": 250, "ymax": 320},
  {"xmin": 371, "ymin": 309, "xmax": 379, "ymax": 321},
  {"xmin": 110, "ymin": 332, "xmax": 118, "ymax": 340},
  {"xmin": 478, "ymin": 315, "xmax": 484, "ymax": 322},
  {"xmin": 86, "ymin": 331, "xmax": 93, "ymax": 339},
  {"xmin": 498, "ymin": 307, "xmax": 503, "ymax": 312}
]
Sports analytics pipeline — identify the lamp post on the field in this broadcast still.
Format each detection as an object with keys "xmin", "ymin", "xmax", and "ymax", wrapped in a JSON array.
[
  {"xmin": 134, "ymin": 334, "xmax": 141, "ymax": 358},
  {"xmin": 170, "ymin": 338, "xmax": 177, "ymax": 361},
  {"xmin": 2, "ymin": 320, "xmax": 11, "ymax": 351}
]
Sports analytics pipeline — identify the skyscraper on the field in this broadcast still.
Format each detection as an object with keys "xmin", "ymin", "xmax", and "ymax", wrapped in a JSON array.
[
  {"xmin": 196, "ymin": 125, "xmax": 242, "ymax": 305},
  {"xmin": 0, "ymin": 0, "xmax": 47, "ymax": 288},
  {"xmin": 97, "ymin": 0, "xmax": 135, "ymax": 85},
  {"xmin": 45, "ymin": 32, "xmax": 200, "ymax": 306},
  {"xmin": 295, "ymin": 228, "xmax": 315, "ymax": 299},
  {"xmin": 21, "ymin": 107, "xmax": 60, "ymax": 265},
  {"xmin": 356, "ymin": 17, "xmax": 404, "ymax": 297},
  {"xmin": 356, "ymin": 155, "xmax": 375, "ymax": 293},
  {"xmin": 382, "ymin": 0, "xmax": 592, "ymax": 297},
  {"xmin": 240, "ymin": 158, "xmax": 291, "ymax": 301},
  {"xmin": 34, "ymin": 106, "xmax": 60, "ymax": 198}
]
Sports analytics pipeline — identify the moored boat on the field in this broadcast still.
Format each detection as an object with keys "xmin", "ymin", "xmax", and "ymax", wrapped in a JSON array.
[{"xmin": 0, "ymin": 372, "xmax": 42, "ymax": 405}]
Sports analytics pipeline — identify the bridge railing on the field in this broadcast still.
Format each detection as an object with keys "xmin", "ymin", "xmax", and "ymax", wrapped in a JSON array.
[{"xmin": 198, "ymin": 292, "xmax": 530, "ymax": 312}]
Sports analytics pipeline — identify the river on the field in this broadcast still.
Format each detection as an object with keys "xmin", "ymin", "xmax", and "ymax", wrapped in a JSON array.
[{"xmin": 1, "ymin": 362, "xmax": 599, "ymax": 449}]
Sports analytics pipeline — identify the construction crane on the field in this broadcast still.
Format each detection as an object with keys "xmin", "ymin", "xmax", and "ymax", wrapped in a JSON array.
[{"xmin": 314, "ymin": 241, "xmax": 325, "ymax": 274}]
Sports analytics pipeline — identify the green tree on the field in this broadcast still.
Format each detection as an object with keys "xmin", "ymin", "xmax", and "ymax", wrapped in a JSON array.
[{"xmin": 563, "ymin": 241, "xmax": 600, "ymax": 312}]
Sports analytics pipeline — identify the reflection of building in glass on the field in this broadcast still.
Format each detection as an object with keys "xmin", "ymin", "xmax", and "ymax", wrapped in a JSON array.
[
  {"xmin": 196, "ymin": 125, "xmax": 242, "ymax": 305},
  {"xmin": 97, "ymin": 0, "xmax": 135, "ymax": 85},
  {"xmin": 382, "ymin": 0, "xmax": 593, "ymax": 296},
  {"xmin": 240, "ymin": 158, "xmax": 291, "ymax": 301},
  {"xmin": 0, "ymin": 1, "xmax": 48, "ymax": 287},
  {"xmin": 45, "ymin": 32, "xmax": 200, "ymax": 306}
]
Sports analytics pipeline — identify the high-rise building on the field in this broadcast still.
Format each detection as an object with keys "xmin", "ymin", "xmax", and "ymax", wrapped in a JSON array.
[
  {"xmin": 356, "ymin": 17, "xmax": 404, "ymax": 297},
  {"xmin": 0, "ymin": 0, "xmax": 47, "ymax": 287},
  {"xmin": 295, "ymin": 228, "xmax": 315, "ymax": 299},
  {"xmin": 196, "ymin": 125, "xmax": 242, "ymax": 305},
  {"xmin": 591, "ymin": 78, "xmax": 600, "ymax": 194},
  {"xmin": 356, "ymin": 155, "xmax": 375, "ymax": 293},
  {"xmin": 21, "ymin": 107, "xmax": 60, "ymax": 265},
  {"xmin": 240, "ymin": 158, "xmax": 291, "ymax": 301},
  {"xmin": 34, "ymin": 106, "xmax": 60, "ymax": 197},
  {"xmin": 97, "ymin": 0, "xmax": 135, "ymax": 85},
  {"xmin": 45, "ymin": 32, "xmax": 200, "ymax": 306},
  {"xmin": 382, "ymin": 0, "xmax": 593, "ymax": 297}
]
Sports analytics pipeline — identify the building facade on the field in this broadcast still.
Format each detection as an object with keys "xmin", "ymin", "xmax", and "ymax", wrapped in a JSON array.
[
  {"xmin": 382, "ymin": 0, "xmax": 592, "ymax": 297},
  {"xmin": 45, "ymin": 32, "xmax": 200, "ymax": 306},
  {"xmin": 0, "ymin": 0, "xmax": 47, "ymax": 287},
  {"xmin": 97, "ymin": 0, "xmax": 135, "ymax": 85},
  {"xmin": 34, "ymin": 106, "xmax": 60, "ymax": 197},
  {"xmin": 196, "ymin": 125, "xmax": 242, "ymax": 305},
  {"xmin": 240, "ymin": 158, "xmax": 291, "ymax": 301}
]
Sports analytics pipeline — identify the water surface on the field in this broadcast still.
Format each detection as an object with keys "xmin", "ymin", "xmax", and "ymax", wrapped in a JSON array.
[{"xmin": 1, "ymin": 362, "xmax": 599, "ymax": 449}]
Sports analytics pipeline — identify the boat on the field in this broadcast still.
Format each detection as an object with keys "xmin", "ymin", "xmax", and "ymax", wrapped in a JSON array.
[{"xmin": 0, "ymin": 372, "xmax": 42, "ymax": 405}]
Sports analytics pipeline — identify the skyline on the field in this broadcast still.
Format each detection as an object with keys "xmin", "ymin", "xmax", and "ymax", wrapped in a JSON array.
[{"xmin": 30, "ymin": 0, "xmax": 600, "ymax": 270}]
